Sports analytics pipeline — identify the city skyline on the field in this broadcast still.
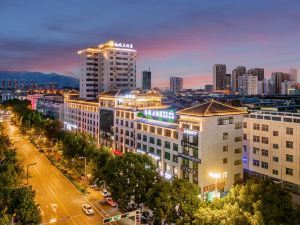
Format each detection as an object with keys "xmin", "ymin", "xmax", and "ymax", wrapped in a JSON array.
[{"xmin": 1, "ymin": 0, "xmax": 300, "ymax": 88}]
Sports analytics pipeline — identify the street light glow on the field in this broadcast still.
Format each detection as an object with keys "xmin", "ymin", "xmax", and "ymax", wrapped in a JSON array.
[{"xmin": 209, "ymin": 172, "xmax": 221, "ymax": 179}]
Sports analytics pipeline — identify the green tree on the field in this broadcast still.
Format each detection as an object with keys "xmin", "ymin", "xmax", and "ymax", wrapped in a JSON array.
[
  {"xmin": 193, "ymin": 179, "xmax": 300, "ymax": 225},
  {"xmin": 92, "ymin": 147, "xmax": 114, "ymax": 183},
  {"xmin": 104, "ymin": 152, "xmax": 158, "ymax": 210},
  {"xmin": 8, "ymin": 187, "xmax": 41, "ymax": 225},
  {"xmin": 147, "ymin": 179, "xmax": 200, "ymax": 225}
]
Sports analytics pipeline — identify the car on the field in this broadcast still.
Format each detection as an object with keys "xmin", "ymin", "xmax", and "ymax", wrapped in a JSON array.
[
  {"xmin": 106, "ymin": 198, "xmax": 117, "ymax": 207},
  {"xmin": 100, "ymin": 189, "xmax": 111, "ymax": 198},
  {"xmin": 81, "ymin": 204, "xmax": 94, "ymax": 215},
  {"xmin": 89, "ymin": 183, "xmax": 98, "ymax": 188}
]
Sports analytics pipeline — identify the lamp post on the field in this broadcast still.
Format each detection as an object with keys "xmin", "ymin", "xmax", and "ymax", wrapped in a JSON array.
[
  {"xmin": 27, "ymin": 163, "xmax": 37, "ymax": 185},
  {"xmin": 78, "ymin": 157, "xmax": 87, "ymax": 183},
  {"xmin": 209, "ymin": 172, "xmax": 221, "ymax": 196}
]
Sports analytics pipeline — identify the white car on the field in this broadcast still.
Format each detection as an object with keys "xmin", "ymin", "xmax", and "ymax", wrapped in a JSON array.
[
  {"xmin": 100, "ymin": 189, "xmax": 111, "ymax": 198},
  {"xmin": 81, "ymin": 204, "xmax": 94, "ymax": 215}
]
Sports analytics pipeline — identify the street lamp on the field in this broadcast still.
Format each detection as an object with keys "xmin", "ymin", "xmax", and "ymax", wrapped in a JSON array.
[
  {"xmin": 27, "ymin": 163, "xmax": 37, "ymax": 185},
  {"xmin": 78, "ymin": 157, "xmax": 87, "ymax": 181},
  {"xmin": 209, "ymin": 172, "xmax": 221, "ymax": 194}
]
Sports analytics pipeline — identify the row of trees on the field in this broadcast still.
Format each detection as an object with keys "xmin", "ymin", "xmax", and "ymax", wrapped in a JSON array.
[
  {"xmin": 0, "ymin": 123, "xmax": 41, "ymax": 224},
  {"xmin": 3, "ymin": 99, "xmax": 300, "ymax": 224}
]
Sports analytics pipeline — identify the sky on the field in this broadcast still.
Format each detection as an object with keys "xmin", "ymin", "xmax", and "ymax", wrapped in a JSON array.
[{"xmin": 0, "ymin": 0, "xmax": 300, "ymax": 88}]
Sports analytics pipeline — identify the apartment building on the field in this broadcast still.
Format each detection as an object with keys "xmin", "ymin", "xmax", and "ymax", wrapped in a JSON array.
[
  {"xmin": 78, "ymin": 41, "xmax": 137, "ymax": 100},
  {"xmin": 243, "ymin": 110, "xmax": 300, "ymax": 193},
  {"xmin": 64, "ymin": 92, "xmax": 100, "ymax": 142}
]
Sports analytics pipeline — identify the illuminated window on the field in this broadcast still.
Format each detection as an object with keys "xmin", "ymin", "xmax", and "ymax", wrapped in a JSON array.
[
  {"xmin": 253, "ymin": 123, "xmax": 260, "ymax": 130},
  {"xmin": 157, "ymin": 128, "xmax": 162, "ymax": 135},
  {"xmin": 262, "ymin": 125, "xmax": 269, "ymax": 131},
  {"xmin": 165, "ymin": 129, "xmax": 171, "ymax": 137}
]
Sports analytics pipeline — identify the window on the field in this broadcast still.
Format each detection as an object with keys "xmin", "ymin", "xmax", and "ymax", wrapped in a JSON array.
[
  {"xmin": 223, "ymin": 158, "xmax": 228, "ymax": 164},
  {"xmin": 142, "ymin": 144, "xmax": 147, "ymax": 151},
  {"xmin": 273, "ymin": 131, "xmax": 278, "ymax": 136},
  {"xmin": 223, "ymin": 146, "xmax": 228, "ymax": 152},
  {"xmin": 234, "ymin": 160, "xmax": 241, "ymax": 165},
  {"xmin": 137, "ymin": 143, "xmax": 141, "ymax": 149},
  {"xmin": 157, "ymin": 128, "xmax": 162, "ymax": 135},
  {"xmin": 253, "ymin": 136, "xmax": 260, "ymax": 142},
  {"xmin": 218, "ymin": 117, "xmax": 234, "ymax": 125},
  {"xmin": 223, "ymin": 132, "xmax": 228, "ymax": 140},
  {"xmin": 143, "ymin": 135, "xmax": 147, "ymax": 142},
  {"xmin": 235, "ymin": 148, "xmax": 242, "ymax": 154},
  {"xmin": 156, "ymin": 149, "xmax": 161, "ymax": 156},
  {"xmin": 262, "ymin": 125, "xmax": 269, "ymax": 131},
  {"xmin": 149, "ymin": 147, "xmax": 155, "ymax": 154},
  {"xmin": 235, "ymin": 136, "xmax": 242, "ymax": 142},
  {"xmin": 165, "ymin": 141, "xmax": 170, "ymax": 149},
  {"xmin": 137, "ymin": 123, "xmax": 142, "ymax": 130},
  {"xmin": 261, "ymin": 162, "xmax": 268, "ymax": 169},
  {"xmin": 273, "ymin": 170, "xmax": 278, "ymax": 175},
  {"xmin": 273, "ymin": 144, "xmax": 279, "ymax": 149},
  {"xmin": 262, "ymin": 137, "xmax": 268, "ymax": 144},
  {"xmin": 157, "ymin": 139, "xmax": 161, "ymax": 146},
  {"xmin": 286, "ymin": 168, "xmax": 293, "ymax": 176},
  {"xmin": 173, "ymin": 143, "xmax": 178, "ymax": 151},
  {"xmin": 137, "ymin": 134, "xmax": 141, "ymax": 140},
  {"xmin": 173, "ymin": 155, "xmax": 178, "ymax": 163},
  {"xmin": 253, "ymin": 159, "xmax": 260, "ymax": 166},
  {"xmin": 173, "ymin": 131, "xmax": 178, "ymax": 139},
  {"xmin": 165, "ymin": 129, "xmax": 171, "ymax": 137},
  {"xmin": 143, "ymin": 124, "xmax": 148, "ymax": 132},
  {"xmin": 243, "ymin": 122, "xmax": 247, "ymax": 128},
  {"xmin": 286, "ymin": 154, "xmax": 293, "ymax": 162},
  {"xmin": 253, "ymin": 123, "xmax": 260, "ymax": 130},
  {"xmin": 286, "ymin": 127, "xmax": 293, "ymax": 135},
  {"xmin": 234, "ymin": 173, "xmax": 241, "ymax": 182},
  {"xmin": 165, "ymin": 152, "xmax": 171, "ymax": 160},
  {"xmin": 243, "ymin": 134, "xmax": 247, "ymax": 140},
  {"xmin": 149, "ymin": 137, "xmax": 155, "ymax": 144},
  {"xmin": 273, "ymin": 157, "xmax": 278, "ymax": 162},
  {"xmin": 235, "ymin": 122, "xmax": 242, "ymax": 129},
  {"xmin": 253, "ymin": 147, "xmax": 260, "ymax": 155},
  {"xmin": 286, "ymin": 141, "xmax": 293, "ymax": 149},
  {"xmin": 149, "ymin": 126, "xmax": 155, "ymax": 133},
  {"xmin": 261, "ymin": 149, "xmax": 268, "ymax": 157}
]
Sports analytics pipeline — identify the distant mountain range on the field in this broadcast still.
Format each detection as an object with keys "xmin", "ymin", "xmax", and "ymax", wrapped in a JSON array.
[{"xmin": 0, "ymin": 71, "xmax": 79, "ymax": 88}]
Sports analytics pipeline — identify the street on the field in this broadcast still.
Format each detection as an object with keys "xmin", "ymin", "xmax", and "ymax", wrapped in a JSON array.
[{"xmin": 8, "ymin": 124, "xmax": 132, "ymax": 225}]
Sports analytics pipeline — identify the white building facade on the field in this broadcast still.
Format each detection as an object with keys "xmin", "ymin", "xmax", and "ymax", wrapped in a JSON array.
[
  {"xmin": 243, "ymin": 110, "xmax": 300, "ymax": 193},
  {"xmin": 78, "ymin": 41, "xmax": 137, "ymax": 100}
]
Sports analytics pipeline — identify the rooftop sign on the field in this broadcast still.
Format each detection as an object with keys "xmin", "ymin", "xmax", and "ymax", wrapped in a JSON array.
[{"xmin": 108, "ymin": 41, "xmax": 133, "ymax": 49}]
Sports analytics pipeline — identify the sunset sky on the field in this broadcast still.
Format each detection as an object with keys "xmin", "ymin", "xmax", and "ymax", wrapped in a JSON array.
[{"xmin": 0, "ymin": 0, "xmax": 300, "ymax": 88}]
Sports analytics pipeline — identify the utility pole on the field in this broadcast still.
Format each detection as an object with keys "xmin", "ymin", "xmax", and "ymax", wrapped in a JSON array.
[
  {"xmin": 78, "ymin": 157, "xmax": 87, "ymax": 183},
  {"xmin": 27, "ymin": 163, "xmax": 37, "ymax": 186}
]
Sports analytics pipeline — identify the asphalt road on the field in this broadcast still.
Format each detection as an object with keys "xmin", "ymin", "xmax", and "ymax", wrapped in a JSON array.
[{"xmin": 7, "ymin": 123, "xmax": 124, "ymax": 225}]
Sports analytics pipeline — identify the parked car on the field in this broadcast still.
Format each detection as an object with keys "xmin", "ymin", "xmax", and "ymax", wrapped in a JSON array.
[
  {"xmin": 100, "ymin": 189, "xmax": 111, "ymax": 198},
  {"xmin": 81, "ymin": 204, "xmax": 94, "ymax": 215},
  {"xmin": 106, "ymin": 198, "xmax": 117, "ymax": 207},
  {"xmin": 89, "ymin": 183, "xmax": 98, "ymax": 188}
]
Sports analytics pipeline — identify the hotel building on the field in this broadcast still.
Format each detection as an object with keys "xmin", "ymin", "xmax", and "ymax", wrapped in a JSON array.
[
  {"xmin": 243, "ymin": 110, "xmax": 300, "ymax": 193},
  {"xmin": 64, "ymin": 89, "xmax": 247, "ymax": 199},
  {"xmin": 78, "ymin": 41, "xmax": 137, "ymax": 100}
]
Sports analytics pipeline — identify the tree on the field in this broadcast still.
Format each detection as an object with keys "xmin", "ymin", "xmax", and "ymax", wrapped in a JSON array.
[
  {"xmin": 9, "ymin": 188, "xmax": 41, "ymax": 225},
  {"xmin": 104, "ymin": 152, "xmax": 158, "ymax": 210},
  {"xmin": 193, "ymin": 179, "xmax": 300, "ymax": 225},
  {"xmin": 92, "ymin": 147, "xmax": 114, "ymax": 183},
  {"xmin": 0, "ymin": 125, "xmax": 41, "ymax": 224},
  {"xmin": 147, "ymin": 179, "xmax": 200, "ymax": 225}
]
